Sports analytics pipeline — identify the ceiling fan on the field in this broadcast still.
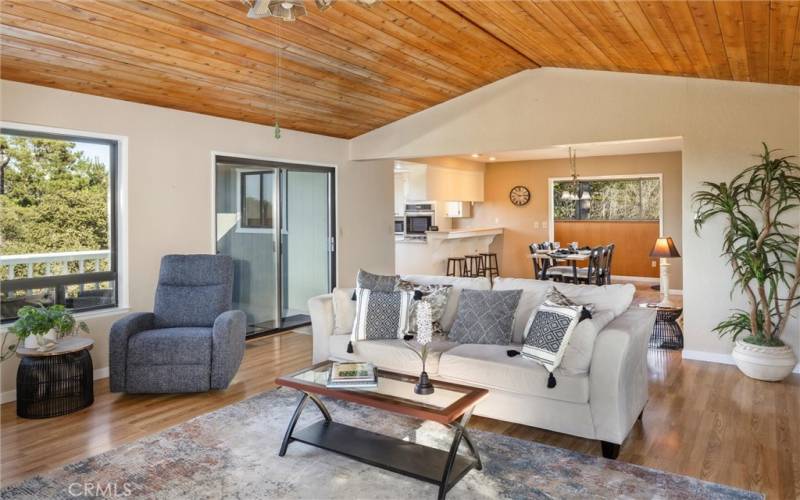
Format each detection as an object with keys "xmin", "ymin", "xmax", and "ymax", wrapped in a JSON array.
[{"xmin": 243, "ymin": 0, "xmax": 380, "ymax": 21}]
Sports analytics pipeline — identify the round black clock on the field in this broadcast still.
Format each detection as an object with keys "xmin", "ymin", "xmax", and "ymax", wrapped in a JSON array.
[{"xmin": 509, "ymin": 185, "xmax": 530, "ymax": 206}]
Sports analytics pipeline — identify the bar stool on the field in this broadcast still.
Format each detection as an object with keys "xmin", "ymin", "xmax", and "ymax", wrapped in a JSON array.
[
  {"xmin": 446, "ymin": 257, "xmax": 467, "ymax": 277},
  {"xmin": 480, "ymin": 252, "xmax": 499, "ymax": 282},
  {"xmin": 464, "ymin": 255, "xmax": 485, "ymax": 278}
]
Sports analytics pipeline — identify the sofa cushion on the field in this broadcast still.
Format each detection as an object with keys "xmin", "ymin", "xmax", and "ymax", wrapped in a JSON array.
[
  {"xmin": 401, "ymin": 275, "xmax": 491, "ymax": 332},
  {"xmin": 448, "ymin": 289, "xmax": 522, "ymax": 345},
  {"xmin": 559, "ymin": 309, "xmax": 616, "ymax": 375},
  {"xmin": 356, "ymin": 269, "xmax": 399, "ymax": 292},
  {"xmin": 329, "ymin": 334, "xmax": 457, "ymax": 376},
  {"xmin": 332, "ymin": 287, "xmax": 357, "ymax": 335},
  {"xmin": 439, "ymin": 344, "xmax": 590, "ymax": 403},
  {"xmin": 492, "ymin": 278, "xmax": 635, "ymax": 342},
  {"xmin": 128, "ymin": 327, "xmax": 212, "ymax": 366},
  {"xmin": 351, "ymin": 288, "xmax": 413, "ymax": 341}
]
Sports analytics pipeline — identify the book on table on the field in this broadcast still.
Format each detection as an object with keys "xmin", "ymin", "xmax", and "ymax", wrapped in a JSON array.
[{"xmin": 326, "ymin": 362, "xmax": 378, "ymax": 389}]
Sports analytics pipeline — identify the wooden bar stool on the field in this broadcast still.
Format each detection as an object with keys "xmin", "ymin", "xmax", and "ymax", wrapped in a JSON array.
[
  {"xmin": 464, "ymin": 255, "xmax": 485, "ymax": 278},
  {"xmin": 480, "ymin": 252, "xmax": 499, "ymax": 281},
  {"xmin": 446, "ymin": 257, "xmax": 467, "ymax": 277}
]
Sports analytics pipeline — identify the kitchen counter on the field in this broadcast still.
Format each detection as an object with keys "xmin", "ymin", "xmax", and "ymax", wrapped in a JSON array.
[
  {"xmin": 395, "ymin": 227, "xmax": 504, "ymax": 275},
  {"xmin": 426, "ymin": 227, "xmax": 503, "ymax": 240}
]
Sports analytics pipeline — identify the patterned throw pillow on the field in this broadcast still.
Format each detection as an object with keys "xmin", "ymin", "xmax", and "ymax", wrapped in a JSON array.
[
  {"xmin": 356, "ymin": 269, "xmax": 399, "ymax": 292},
  {"xmin": 396, "ymin": 280, "xmax": 451, "ymax": 333},
  {"xmin": 521, "ymin": 301, "xmax": 582, "ymax": 387},
  {"xmin": 349, "ymin": 289, "xmax": 413, "ymax": 352},
  {"xmin": 447, "ymin": 289, "xmax": 522, "ymax": 345}
]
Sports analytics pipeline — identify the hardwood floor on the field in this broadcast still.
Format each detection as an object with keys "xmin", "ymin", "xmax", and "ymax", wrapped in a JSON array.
[{"xmin": 2, "ymin": 298, "xmax": 799, "ymax": 498}]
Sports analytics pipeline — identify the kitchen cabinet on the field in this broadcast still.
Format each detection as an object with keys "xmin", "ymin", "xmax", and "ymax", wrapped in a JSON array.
[{"xmin": 445, "ymin": 201, "xmax": 471, "ymax": 218}]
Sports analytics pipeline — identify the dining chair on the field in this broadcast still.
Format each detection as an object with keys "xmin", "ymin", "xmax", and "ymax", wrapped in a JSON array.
[
  {"xmin": 604, "ymin": 244, "xmax": 616, "ymax": 284},
  {"xmin": 564, "ymin": 246, "xmax": 603, "ymax": 285}
]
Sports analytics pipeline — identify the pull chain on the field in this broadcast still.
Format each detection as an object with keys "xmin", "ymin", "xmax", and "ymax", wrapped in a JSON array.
[{"xmin": 274, "ymin": 20, "xmax": 282, "ymax": 139}]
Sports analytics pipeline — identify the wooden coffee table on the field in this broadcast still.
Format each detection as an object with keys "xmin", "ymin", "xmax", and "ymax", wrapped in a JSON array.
[{"xmin": 276, "ymin": 361, "xmax": 488, "ymax": 500}]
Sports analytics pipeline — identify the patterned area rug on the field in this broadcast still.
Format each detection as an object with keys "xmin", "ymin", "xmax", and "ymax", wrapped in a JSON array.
[{"xmin": 2, "ymin": 388, "xmax": 759, "ymax": 499}]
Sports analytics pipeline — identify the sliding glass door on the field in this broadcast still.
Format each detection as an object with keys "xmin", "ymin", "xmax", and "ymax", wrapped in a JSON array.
[{"xmin": 215, "ymin": 157, "xmax": 335, "ymax": 336}]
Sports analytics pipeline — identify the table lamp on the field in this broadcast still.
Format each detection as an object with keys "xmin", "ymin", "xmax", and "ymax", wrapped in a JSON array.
[{"xmin": 650, "ymin": 236, "xmax": 681, "ymax": 307}]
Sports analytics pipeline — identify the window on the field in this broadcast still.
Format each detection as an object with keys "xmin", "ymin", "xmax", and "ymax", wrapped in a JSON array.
[
  {"xmin": 0, "ymin": 129, "xmax": 118, "ymax": 322},
  {"xmin": 554, "ymin": 177, "xmax": 660, "ymax": 221},
  {"xmin": 239, "ymin": 171, "xmax": 274, "ymax": 229}
]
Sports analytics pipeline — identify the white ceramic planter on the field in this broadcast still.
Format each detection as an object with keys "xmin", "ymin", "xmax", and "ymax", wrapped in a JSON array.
[
  {"xmin": 22, "ymin": 329, "xmax": 59, "ymax": 350},
  {"xmin": 732, "ymin": 339, "xmax": 797, "ymax": 381}
]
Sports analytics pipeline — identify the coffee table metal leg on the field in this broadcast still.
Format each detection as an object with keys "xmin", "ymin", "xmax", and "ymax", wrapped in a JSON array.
[
  {"xmin": 460, "ymin": 428, "xmax": 482, "ymax": 471},
  {"xmin": 279, "ymin": 393, "xmax": 308, "ymax": 456},
  {"xmin": 439, "ymin": 407, "xmax": 477, "ymax": 500},
  {"xmin": 308, "ymin": 393, "xmax": 332, "ymax": 422}
]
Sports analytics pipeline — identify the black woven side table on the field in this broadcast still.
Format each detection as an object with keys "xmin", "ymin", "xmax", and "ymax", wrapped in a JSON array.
[
  {"xmin": 16, "ymin": 337, "xmax": 94, "ymax": 419},
  {"xmin": 648, "ymin": 306, "xmax": 684, "ymax": 350}
]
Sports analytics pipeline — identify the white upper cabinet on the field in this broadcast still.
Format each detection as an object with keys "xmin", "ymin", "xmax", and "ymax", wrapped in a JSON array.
[
  {"xmin": 397, "ymin": 161, "xmax": 484, "ymax": 203},
  {"xmin": 445, "ymin": 201, "xmax": 472, "ymax": 218}
]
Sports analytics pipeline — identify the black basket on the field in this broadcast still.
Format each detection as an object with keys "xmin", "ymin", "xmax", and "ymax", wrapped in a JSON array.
[
  {"xmin": 16, "ymin": 350, "xmax": 94, "ymax": 419},
  {"xmin": 649, "ymin": 308, "xmax": 684, "ymax": 350}
]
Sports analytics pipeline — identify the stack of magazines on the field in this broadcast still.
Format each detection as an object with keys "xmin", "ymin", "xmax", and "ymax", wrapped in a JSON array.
[{"xmin": 326, "ymin": 362, "xmax": 378, "ymax": 389}]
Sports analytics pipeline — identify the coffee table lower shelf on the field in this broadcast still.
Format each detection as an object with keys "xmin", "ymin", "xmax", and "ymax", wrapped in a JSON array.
[{"xmin": 291, "ymin": 420, "xmax": 477, "ymax": 489}]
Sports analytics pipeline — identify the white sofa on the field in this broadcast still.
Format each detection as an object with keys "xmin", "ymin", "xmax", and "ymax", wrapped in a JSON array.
[{"xmin": 307, "ymin": 275, "xmax": 655, "ymax": 459}]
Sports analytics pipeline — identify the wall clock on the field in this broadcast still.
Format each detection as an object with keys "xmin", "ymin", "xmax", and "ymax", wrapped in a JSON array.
[{"xmin": 509, "ymin": 185, "xmax": 531, "ymax": 206}]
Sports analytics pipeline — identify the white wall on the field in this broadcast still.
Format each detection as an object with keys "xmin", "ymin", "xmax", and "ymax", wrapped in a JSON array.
[
  {"xmin": 351, "ymin": 68, "xmax": 800, "ymax": 360},
  {"xmin": 0, "ymin": 81, "xmax": 394, "ymax": 397}
]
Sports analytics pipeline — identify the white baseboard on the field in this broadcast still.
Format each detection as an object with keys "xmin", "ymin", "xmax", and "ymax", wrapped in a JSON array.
[
  {"xmin": 682, "ymin": 350, "xmax": 800, "ymax": 373},
  {"xmin": 615, "ymin": 275, "xmax": 659, "ymax": 283},
  {"xmin": 1, "ymin": 366, "xmax": 110, "ymax": 404}
]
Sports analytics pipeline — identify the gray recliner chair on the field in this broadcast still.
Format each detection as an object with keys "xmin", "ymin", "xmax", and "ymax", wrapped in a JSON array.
[{"xmin": 110, "ymin": 254, "xmax": 246, "ymax": 393}]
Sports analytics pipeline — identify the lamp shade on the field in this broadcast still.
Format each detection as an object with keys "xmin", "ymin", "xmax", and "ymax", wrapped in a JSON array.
[{"xmin": 650, "ymin": 236, "xmax": 681, "ymax": 258}]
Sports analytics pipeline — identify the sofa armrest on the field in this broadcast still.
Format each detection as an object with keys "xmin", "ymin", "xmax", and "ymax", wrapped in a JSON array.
[
  {"xmin": 109, "ymin": 312, "xmax": 155, "ymax": 392},
  {"xmin": 308, "ymin": 293, "xmax": 334, "ymax": 364},
  {"xmin": 211, "ymin": 310, "xmax": 247, "ymax": 389},
  {"xmin": 589, "ymin": 307, "xmax": 655, "ymax": 444}
]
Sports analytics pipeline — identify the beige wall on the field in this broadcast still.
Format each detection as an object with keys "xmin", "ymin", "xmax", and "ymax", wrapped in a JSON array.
[
  {"xmin": 454, "ymin": 152, "xmax": 683, "ymax": 288},
  {"xmin": 0, "ymin": 81, "xmax": 394, "ymax": 397},
  {"xmin": 351, "ymin": 68, "xmax": 800, "ymax": 359}
]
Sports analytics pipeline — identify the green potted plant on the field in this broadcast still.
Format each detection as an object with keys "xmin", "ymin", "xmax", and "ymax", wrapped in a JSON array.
[
  {"xmin": 3, "ymin": 305, "xmax": 89, "ymax": 356},
  {"xmin": 693, "ymin": 144, "xmax": 799, "ymax": 381}
]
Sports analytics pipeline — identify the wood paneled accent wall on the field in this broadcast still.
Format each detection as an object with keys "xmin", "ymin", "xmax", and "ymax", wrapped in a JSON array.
[{"xmin": 554, "ymin": 220, "xmax": 660, "ymax": 278}]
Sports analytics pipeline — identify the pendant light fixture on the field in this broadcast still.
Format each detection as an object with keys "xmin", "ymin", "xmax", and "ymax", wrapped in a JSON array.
[
  {"xmin": 243, "ymin": 0, "xmax": 380, "ymax": 21},
  {"xmin": 561, "ymin": 147, "xmax": 591, "ymax": 206}
]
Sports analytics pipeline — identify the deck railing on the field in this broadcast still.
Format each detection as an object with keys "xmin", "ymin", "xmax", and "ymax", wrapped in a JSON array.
[
  {"xmin": 0, "ymin": 250, "xmax": 115, "ymax": 319},
  {"xmin": 1, "ymin": 250, "xmax": 111, "ymax": 281}
]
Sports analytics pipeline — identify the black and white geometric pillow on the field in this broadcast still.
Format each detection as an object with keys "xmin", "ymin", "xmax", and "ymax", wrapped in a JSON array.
[
  {"xmin": 546, "ymin": 286, "xmax": 594, "ymax": 320},
  {"xmin": 356, "ymin": 269, "xmax": 399, "ymax": 293},
  {"xmin": 351, "ymin": 289, "xmax": 412, "ymax": 347},
  {"xmin": 521, "ymin": 301, "xmax": 582, "ymax": 374}
]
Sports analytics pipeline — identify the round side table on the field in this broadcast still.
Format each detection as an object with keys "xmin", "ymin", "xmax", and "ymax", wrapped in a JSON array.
[
  {"xmin": 647, "ymin": 306, "xmax": 684, "ymax": 350},
  {"xmin": 15, "ymin": 337, "xmax": 95, "ymax": 419}
]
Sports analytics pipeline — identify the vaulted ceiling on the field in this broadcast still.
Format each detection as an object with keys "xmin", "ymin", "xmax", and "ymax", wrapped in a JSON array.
[{"xmin": 1, "ymin": 1, "xmax": 798, "ymax": 138}]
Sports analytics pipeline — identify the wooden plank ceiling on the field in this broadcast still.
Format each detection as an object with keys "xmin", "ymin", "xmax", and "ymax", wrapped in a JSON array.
[{"xmin": 1, "ymin": 1, "xmax": 798, "ymax": 139}]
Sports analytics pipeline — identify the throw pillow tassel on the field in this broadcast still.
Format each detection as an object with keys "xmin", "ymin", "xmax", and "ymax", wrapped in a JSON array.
[
  {"xmin": 347, "ymin": 341, "xmax": 354, "ymax": 354},
  {"xmin": 506, "ymin": 350, "xmax": 521, "ymax": 357},
  {"xmin": 547, "ymin": 372, "xmax": 557, "ymax": 388}
]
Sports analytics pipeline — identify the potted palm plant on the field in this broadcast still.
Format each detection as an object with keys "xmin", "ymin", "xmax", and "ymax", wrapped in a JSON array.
[{"xmin": 693, "ymin": 144, "xmax": 800, "ymax": 381}]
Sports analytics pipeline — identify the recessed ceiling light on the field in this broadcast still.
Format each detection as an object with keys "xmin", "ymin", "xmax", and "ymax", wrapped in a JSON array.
[
  {"xmin": 489, "ymin": 156, "xmax": 496, "ymax": 161},
  {"xmin": 471, "ymin": 153, "xmax": 480, "ymax": 158}
]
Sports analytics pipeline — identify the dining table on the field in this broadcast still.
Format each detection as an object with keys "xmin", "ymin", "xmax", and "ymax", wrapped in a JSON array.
[{"xmin": 529, "ymin": 251, "xmax": 591, "ymax": 282}]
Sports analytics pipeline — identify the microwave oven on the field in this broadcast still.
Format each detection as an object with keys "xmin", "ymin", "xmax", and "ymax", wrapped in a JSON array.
[{"xmin": 394, "ymin": 217, "xmax": 405, "ymax": 235}]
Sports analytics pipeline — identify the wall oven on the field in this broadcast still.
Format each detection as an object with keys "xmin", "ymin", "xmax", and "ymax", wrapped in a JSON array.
[{"xmin": 404, "ymin": 203, "xmax": 435, "ymax": 239}]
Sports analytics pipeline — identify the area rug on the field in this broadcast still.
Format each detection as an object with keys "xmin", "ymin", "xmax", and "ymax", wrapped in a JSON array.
[{"xmin": 2, "ymin": 388, "xmax": 759, "ymax": 500}]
